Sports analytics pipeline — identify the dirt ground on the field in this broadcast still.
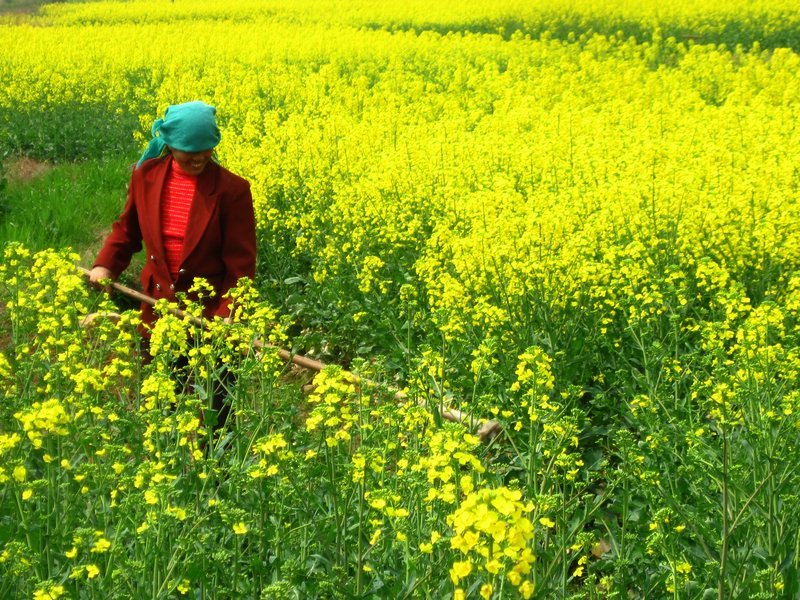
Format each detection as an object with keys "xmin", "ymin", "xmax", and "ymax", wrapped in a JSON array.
[
  {"xmin": 3, "ymin": 156, "xmax": 52, "ymax": 183},
  {"xmin": 0, "ymin": 0, "xmax": 46, "ymax": 15}
]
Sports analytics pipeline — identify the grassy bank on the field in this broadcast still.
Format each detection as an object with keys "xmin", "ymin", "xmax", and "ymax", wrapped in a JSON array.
[{"xmin": 0, "ymin": 155, "xmax": 134, "ymax": 266}]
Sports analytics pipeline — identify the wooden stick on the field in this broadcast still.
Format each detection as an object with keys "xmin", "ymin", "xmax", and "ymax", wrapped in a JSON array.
[{"xmin": 77, "ymin": 266, "xmax": 501, "ymax": 440}]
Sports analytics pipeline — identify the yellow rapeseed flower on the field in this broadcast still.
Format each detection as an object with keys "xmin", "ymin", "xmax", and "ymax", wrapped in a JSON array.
[
  {"xmin": 33, "ymin": 585, "xmax": 65, "ymax": 600},
  {"xmin": 539, "ymin": 517, "xmax": 556, "ymax": 529},
  {"xmin": 91, "ymin": 537, "xmax": 111, "ymax": 553},
  {"xmin": 233, "ymin": 522, "xmax": 248, "ymax": 535},
  {"xmin": 449, "ymin": 560, "xmax": 473, "ymax": 585}
]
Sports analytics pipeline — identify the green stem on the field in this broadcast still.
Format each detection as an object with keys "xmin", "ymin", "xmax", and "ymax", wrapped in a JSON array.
[
  {"xmin": 356, "ymin": 481, "xmax": 365, "ymax": 596},
  {"xmin": 621, "ymin": 447, "xmax": 630, "ymax": 561},
  {"xmin": 669, "ymin": 559, "xmax": 679, "ymax": 600},
  {"xmin": 560, "ymin": 482, "xmax": 567, "ymax": 595},
  {"xmin": 718, "ymin": 426, "xmax": 729, "ymax": 600},
  {"xmin": 327, "ymin": 446, "xmax": 342, "ymax": 563}
]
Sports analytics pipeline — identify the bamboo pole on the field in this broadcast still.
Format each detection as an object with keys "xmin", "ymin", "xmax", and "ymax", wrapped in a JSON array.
[{"xmin": 77, "ymin": 266, "xmax": 501, "ymax": 441}]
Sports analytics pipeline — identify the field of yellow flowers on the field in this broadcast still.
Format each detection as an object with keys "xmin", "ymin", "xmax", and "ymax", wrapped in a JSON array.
[{"xmin": 3, "ymin": 1, "xmax": 800, "ymax": 598}]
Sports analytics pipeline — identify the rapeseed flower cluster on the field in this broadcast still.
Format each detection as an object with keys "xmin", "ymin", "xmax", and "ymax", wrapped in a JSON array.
[
  {"xmin": 509, "ymin": 346, "xmax": 556, "ymax": 423},
  {"xmin": 416, "ymin": 426, "xmax": 485, "ymax": 506},
  {"xmin": 249, "ymin": 433, "xmax": 291, "ymax": 479},
  {"xmin": 14, "ymin": 400, "xmax": 70, "ymax": 449},
  {"xmin": 304, "ymin": 366, "xmax": 361, "ymax": 448},
  {"xmin": 447, "ymin": 487, "xmax": 536, "ymax": 598},
  {"xmin": 148, "ymin": 310, "xmax": 190, "ymax": 361}
]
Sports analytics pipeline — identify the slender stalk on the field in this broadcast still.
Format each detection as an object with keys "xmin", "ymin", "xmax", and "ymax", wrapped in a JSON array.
[
  {"xmin": 621, "ymin": 468, "xmax": 629, "ymax": 562},
  {"xmin": 718, "ymin": 426, "xmax": 729, "ymax": 600},
  {"xmin": 528, "ymin": 416, "xmax": 536, "ymax": 496},
  {"xmin": 327, "ymin": 448, "xmax": 342, "ymax": 563},
  {"xmin": 356, "ymin": 481, "xmax": 365, "ymax": 596},
  {"xmin": 669, "ymin": 559, "xmax": 679, "ymax": 600},
  {"xmin": 560, "ymin": 482, "xmax": 567, "ymax": 595}
]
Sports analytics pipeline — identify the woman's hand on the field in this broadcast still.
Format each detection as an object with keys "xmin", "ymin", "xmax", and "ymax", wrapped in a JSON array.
[{"xmin": 88, "ymin": 266, "xmax": 114, "ymax": 291}]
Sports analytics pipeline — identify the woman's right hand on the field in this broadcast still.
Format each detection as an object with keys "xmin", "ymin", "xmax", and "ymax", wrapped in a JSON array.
[{"xmin": 88, "ymin": 266, "xmax": 114, "ymax": 291}]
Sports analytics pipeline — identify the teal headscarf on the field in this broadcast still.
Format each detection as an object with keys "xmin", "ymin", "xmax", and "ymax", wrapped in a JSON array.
[{"xmin": 136, "ymin": 101, "xmax": 221, "ymax": 168}]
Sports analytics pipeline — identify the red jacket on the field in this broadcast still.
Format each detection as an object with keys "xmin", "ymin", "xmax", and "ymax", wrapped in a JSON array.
[{"xmin": 95, "ymin": 156, "xmax": 256, "ymax": 327}]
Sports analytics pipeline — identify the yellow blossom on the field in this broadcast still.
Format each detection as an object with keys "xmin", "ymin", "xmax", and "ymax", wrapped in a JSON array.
[
  {"xmin": 369, "ymin": 528, "xmax": 382, "ymax": 545},
  {"xmin": 91, "ymin": 537, "xmax": 111, "ymax": 553},
  {"xmin": 539, "ymin": 517, "xmax": 555, "ymax": 529},
  {"xmin": 519, "ymin": 580, "xmax": 535, "ymax": 599},
  {"xmin": 233, "ymin": 522, "xmax": 248, "ymax": 535},
  {"xmin": 450, "ymin": 560, "xmax": 473, "ymax": 584},
  {"xmin": 33, "ymin": 586, "xmax": 66, "ymax": 600}
]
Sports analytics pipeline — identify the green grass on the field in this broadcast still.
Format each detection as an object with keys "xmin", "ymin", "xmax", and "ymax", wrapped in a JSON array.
[
  {"xmin": 0, "ymin": 104, "xmax": 141, "ymax": 163},
  {"xmin": 0, "ymin": 154, "xmax": 135, "ymax": 268},
  {"xmin": 0, "ymin": 98, "xmax": 145, "ymax": 282}
]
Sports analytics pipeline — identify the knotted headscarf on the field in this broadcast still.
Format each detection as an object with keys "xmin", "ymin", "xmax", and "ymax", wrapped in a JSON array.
[{"xmin": 136, "ymin": 101, "xmax": 221, "ymax": 168}]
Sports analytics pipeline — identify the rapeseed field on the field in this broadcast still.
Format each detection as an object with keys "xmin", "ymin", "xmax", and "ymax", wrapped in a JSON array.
[{"xmin": 2, "ymin": 1, "xmax": 800, "ymax": 597}]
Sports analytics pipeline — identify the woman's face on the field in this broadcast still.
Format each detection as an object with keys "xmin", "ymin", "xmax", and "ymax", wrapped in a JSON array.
[{"xmin": 169, "ymin": 147, "xmax": 214, "ymax": 176}]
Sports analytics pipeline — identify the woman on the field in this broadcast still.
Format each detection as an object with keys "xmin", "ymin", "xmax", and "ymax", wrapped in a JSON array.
[
  {"xmin": 90, "ymin": 100, "xmax": 256, "ymax": 430},
  {"xmin": 90, "ymin": 100, "xmax": 256, "ymax": 328}
]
